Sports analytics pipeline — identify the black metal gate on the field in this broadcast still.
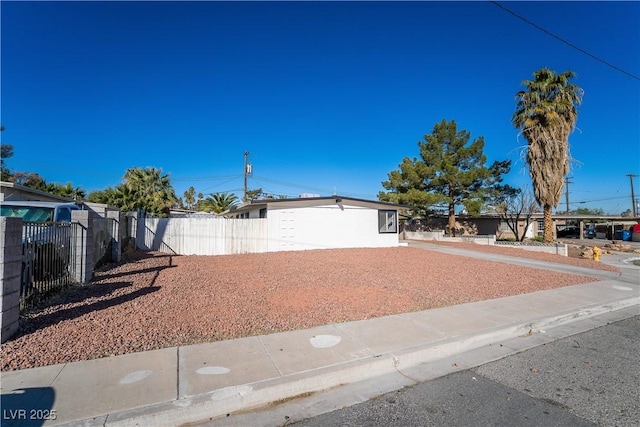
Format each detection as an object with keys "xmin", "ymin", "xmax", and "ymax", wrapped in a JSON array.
[{"xmin": 21, "ymin": 221, "xmax": 78, "ymax": 310}]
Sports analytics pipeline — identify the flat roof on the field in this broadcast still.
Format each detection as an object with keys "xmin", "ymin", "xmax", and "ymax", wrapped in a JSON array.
[
  {"xmin": 230, "ymin": 195, "xmax": 410, "ymax": 212},
  {"xmin": 0, "ymin": 201, "xmax": 81, "ymax": 208}
]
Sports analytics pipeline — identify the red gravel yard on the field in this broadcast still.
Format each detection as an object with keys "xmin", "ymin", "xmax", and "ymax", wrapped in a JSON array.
[{"xmin": 1, "ymin": 246, "xmax": 612, "ymax": 371}]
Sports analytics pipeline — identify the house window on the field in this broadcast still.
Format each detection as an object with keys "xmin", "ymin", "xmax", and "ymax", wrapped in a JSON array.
[
  {"xmin": 259, "ymin": 208, "xmax": 267, "ymax": 218},
  {"xmin": 378, "ymin": 210, "xmax": 397, "ymax": 233},
  {"xmin": 537, "ymin": 220, "xmax": 544, "ymax": 234}
]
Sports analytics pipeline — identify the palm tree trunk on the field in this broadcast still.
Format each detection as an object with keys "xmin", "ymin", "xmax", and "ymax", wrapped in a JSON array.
[{"xmin": 543, "ymin": 204, "xmax": 554, "ymax": 243}]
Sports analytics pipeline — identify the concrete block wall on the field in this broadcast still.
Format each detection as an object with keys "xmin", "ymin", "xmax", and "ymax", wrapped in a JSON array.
[
  {"xmin": 1, "ymin": 217, "xmax": 22, "ymax": 343},
  {"xmin": 71, "ymin": 210, "xmax": 94, "ymax": 283},
  {"xmin": 107, "ymin": 210, "xmax": 122, "ymax": 263},
  {"xmin": 496, "ymin": 242, "xmax": 568, "ymax": 257},
  {"xmin": 403, "ymin": 230, "xmax": 568, "ymax": 256},
  {"xmin": 1, "ymin": 211, "xmax": 121, "ymax": 343}
]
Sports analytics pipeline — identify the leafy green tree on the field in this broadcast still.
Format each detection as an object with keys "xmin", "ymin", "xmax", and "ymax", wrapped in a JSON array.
[
  {"xmin": 10, "ymin": 169, "xmax": 86, "ymax": 200},
  {"xmin": 245, "ymin": 188, "xmax": 263, "ymax": 201},
  {"xmin": 571, "ymin": 207, "xmax": 604, "ymax": 216},
  {"xmin": 379, "ymin": 119, "xmax": 515, "ymax": 236},
  {"xmin": 1, "ymin": 125, "xmax": 13, "ymax": 181},
  {"xmin": 512, "ymin": 68, "xmax": 583, "ymax": 242},
  {"xmin": 11, "ymin": 171, "xmax": 47, "ymax": 189}
]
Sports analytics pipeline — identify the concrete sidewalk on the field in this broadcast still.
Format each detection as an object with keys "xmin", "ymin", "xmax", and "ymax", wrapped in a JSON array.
[{"xmin": 1, "ymin": 248, "xmax": 638, "ymax": 426}]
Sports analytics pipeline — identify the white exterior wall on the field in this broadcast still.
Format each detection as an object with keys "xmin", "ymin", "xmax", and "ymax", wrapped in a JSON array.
[
  {"xmin": 138, "ymin": 202, "xmax": 400, "ymax": 255},
  {"xmin": 266, "ymin": 204, "xmax": 398, "ymax": 252},
  {"xmin": 523, "ymin": 221, "xmax": 537, "ymax": 239}
]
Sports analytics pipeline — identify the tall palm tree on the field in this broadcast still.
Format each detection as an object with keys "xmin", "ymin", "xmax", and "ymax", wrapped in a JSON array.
[
  {"xmin": 56, "ymin": 182, "xmax": 86, "ymax": 200},
  {"xmin": 201, "ymin": 192, "xmax": 239, "ymax": 214},
  {"xmin": 123, "ymin": 167, "xmax": 178, "ymax": 216},
  {"xmin": 512, "ymin": 68, "xmax": 583, "ymax": 243},
  {"xmin": 88, "ymin": 185, "xmax": 136, "ymax": 212}
]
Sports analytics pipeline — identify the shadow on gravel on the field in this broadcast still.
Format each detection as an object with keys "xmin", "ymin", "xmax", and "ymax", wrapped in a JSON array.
[
  {"xmin": 93, "ymin": 264, "xmax": 177, "ymax": 282},
  {"xmin": 92, "ymin": 251, "xmax": 175, "ymax": 281},
  {"xmin": 20, "ymin": 253, "xmax": 174, "ymax": 327},
  {"xmin": 23, "ymin": 281, "xmax": 135, "ymax": 314},
  {"xmin": 16, "ymin": 286, "xmax": 161, "ymax": 338},
  {"xmin": 113, "ymin": 250, "xmax": 175, "ymax": 263}
]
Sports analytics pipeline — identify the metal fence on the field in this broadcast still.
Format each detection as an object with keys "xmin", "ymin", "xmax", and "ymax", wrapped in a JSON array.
[{"xmin": 21, "ymin": 221, "xmax": 79, "ymax": 310}]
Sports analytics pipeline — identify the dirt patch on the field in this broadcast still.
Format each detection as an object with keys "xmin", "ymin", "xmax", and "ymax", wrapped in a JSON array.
[{"xmin": 1, "ymin": 245, "xmax": 613, "ymax": 371}]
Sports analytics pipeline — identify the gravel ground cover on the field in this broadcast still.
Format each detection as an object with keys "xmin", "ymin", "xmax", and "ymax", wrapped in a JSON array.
[{"xmin": 1, "ymin": 245, "xmax": 615, "ymax": 371}]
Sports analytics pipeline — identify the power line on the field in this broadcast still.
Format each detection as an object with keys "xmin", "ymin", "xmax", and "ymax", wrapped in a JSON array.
[
  {"xmin": 490, "ymin": 1, "xmax": 640, "ymax": 81},
  {"xmin": 252, "ymin": 175, "xmax": 334, "ymax": 195},
  {"xmin": 172, "ymin": 174, "xmax": 243, "ymax": 182},
  {"xmin": 570, "ymin": 195, "xmax": 630, "ymax": 204},
  {"xmin": 198, "ymin": 177, "xmax": 243, "ymax": 193}
]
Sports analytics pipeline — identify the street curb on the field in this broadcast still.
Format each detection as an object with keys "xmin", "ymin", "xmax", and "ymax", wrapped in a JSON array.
[{"xmin": 63, "ymin": 296, "xmax": 639, "ymax": 427}]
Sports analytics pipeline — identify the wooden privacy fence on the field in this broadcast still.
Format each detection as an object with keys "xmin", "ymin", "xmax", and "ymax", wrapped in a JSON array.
[{"xmin": 138, "ymin": 217, "xmax": 268, "ymax": 255}]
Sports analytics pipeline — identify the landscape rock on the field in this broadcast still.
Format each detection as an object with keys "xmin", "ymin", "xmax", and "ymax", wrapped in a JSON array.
[{"xmin": 1, "ymin": 245, "xmax": 617, "ymax": 372}]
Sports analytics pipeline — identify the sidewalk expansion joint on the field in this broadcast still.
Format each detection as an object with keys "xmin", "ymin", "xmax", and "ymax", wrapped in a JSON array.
[
  {"xmin": 176, "ymin": 347, "xmax": 181, "ymax": 400},
  {"xmin": 258, "ymin": 335, "xmax": 283, "ymax": 377}
]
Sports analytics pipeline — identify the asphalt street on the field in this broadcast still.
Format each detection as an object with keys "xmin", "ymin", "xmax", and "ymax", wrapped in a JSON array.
[{"xmin": 292, "ymin": 315, "xmax": 639, "ymax": 427}]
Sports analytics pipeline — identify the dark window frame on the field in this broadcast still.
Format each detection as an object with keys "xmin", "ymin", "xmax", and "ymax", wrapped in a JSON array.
[{"xmin": 378, "ymin": 210, "xmax": 397, "ymax": 234}]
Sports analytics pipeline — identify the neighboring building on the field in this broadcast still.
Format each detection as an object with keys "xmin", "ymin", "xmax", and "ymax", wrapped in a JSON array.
[
  {"xmin": 1, "ymin": 181, "xmax": 71, "ymax": 203},
  {"xmin": 227, "ymin": 195, "xmax": 406, "ymax": 252},
  {"xmin": 402, "ymin": 214, "xmax": 509, "ymax": 237},
  {"xmin": 0, "ymin": 181, "xmax": 118, "ymax": 218},
  {"xmin": 403, "ymin": 211, "xmax": 638, "ymax": 241}
]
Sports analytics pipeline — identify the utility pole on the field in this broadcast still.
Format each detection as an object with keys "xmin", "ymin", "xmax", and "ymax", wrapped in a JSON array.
[
  {"xmin": 564, "ymin": 176, "xmax": 572, "ymax": 214},
  {"xmin": 627, "ymin": 174, "xmax": 638, "ymax": 217},
  {"xmin": 243, "ymin": 151, "xmax": 251, "ymax": 202}
]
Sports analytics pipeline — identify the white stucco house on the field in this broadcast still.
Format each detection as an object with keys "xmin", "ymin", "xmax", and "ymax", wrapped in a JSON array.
[{"xmin": 226, "ymin": 195, "xmax": 407, "ymax": 252}]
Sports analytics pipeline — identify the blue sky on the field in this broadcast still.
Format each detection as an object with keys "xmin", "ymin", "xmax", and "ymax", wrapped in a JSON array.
[{"xmin": 2, "ymin": 1, "xmax": 639, "ymax": 214}]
